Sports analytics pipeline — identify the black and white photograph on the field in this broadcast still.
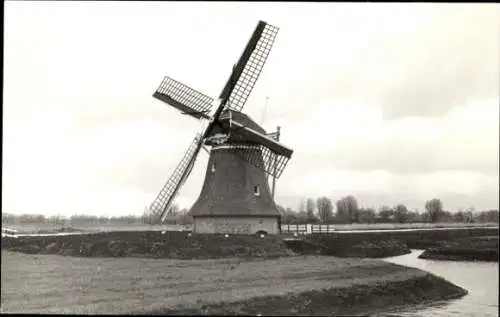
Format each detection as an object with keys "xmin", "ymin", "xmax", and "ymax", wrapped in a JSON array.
[{"xmin": 2, "ymin": 1, "xmax": 499, "ymax": 316}]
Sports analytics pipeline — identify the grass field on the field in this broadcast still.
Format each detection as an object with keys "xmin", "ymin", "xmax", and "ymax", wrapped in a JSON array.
[
  {"xmin": 1, "ymin": 251, "xmax": 444, "ymax": 315},
  {"xmin": 2, "ymin": 231, "xmax": 295, "ymax": 259}
]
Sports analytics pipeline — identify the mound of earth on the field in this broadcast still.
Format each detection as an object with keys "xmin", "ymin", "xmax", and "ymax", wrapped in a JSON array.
[
  {"xmin": 419, "ymin": 235, "xmax": 499, "ymax": 262},
  {"xmin": 298, "ymin": 227, "xmax": 499, "ymax": 258},
  {"xmin": 304, "ymin": 235, "xmax": 411, "ymax": 258},
  {"xmin": 1, "ymin": 231, "xmax": 295, "ymax": 259}
]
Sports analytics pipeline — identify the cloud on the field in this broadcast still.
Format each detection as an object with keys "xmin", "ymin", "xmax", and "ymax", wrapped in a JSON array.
[
  {"xmin": 3, "ymin": 2, "xmax": 499, "ymax": 216},
  {"xmin": 282, "ymin": 97, "xmax": 498, "ymax": 174},
  {"xmin": 257, "ymin": 3, "xmax": 499, "ymax": 121},
  {"xmin": 375, "ymin": 5, "xmax": 499, "ymax": 118},
  {"xmin": 273, "ymin": 96, "xmax": 498, "ymax": 211}
]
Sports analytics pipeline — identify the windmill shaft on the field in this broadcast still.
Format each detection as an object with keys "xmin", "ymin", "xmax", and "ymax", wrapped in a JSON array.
[{"xmin": 203, "ymin": 100, "xmax": 227, "ymax": 139}]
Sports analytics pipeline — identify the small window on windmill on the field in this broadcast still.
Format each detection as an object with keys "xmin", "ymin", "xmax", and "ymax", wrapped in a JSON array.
[
  {"xmin": 254, "ymin": 185, "xmax": 260, "ymax": 196},
  {"xmin": 211, "ymin": 162, "xmax": 216, "ymax": 172}
]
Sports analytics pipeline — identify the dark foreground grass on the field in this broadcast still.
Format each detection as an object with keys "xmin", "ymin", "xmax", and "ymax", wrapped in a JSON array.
[
  {"xmin": 286, "ymin": 237, "xmax": 411, "ymax": 258},
  {"xmin": 1, "ymin": 251, "xmax": 467, "ymax": 315},
  {"xmin": 419, "ymin": 236, "xmax": 499, "ymax": 262},
  {"xmin": 306, "ymin": 227, "xmax": 499, "ymax": 254},
  {"xmin": 152, "ymin": 275, "xmax": 466, "ymax": 316},
  {"xmin": 2, "ymin": 231, "xmax": 295, "ymax": 259}
]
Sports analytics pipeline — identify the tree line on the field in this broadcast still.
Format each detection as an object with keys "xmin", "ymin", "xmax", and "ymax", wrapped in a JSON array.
[
  {"xmin": 1, "ymin": 205, "xmax": 193, "ymax": 226},
  {"xmin": 277, "ymin": 196, "xmax": 499, "ymax": 225},
  {"xmin": 2, "ymin": 197, "xmax": 498, "ymax": 226}
]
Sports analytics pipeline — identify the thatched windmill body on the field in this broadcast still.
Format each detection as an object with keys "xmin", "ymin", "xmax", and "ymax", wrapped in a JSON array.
[{"xmin": 149, "ymin": 21, "xmax": 293, "ymax": 234}]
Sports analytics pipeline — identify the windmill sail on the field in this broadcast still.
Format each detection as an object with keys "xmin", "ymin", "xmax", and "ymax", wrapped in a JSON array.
[
  {"xmin": 153, "ymin": 76, "xmax": 214, "ymax": 120},
  {"xmin": 218, "ymin": 21, "xmax": 279, "ymax": 112},
  {"xmin": 149, "ymin": 134, "xmax": 203, "ymax": 223}
]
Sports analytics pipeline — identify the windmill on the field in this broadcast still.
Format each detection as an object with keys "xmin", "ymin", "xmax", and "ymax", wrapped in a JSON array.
[{"xmin": 149, "ymin": 20, "xmax": 293, "ymax": 234}]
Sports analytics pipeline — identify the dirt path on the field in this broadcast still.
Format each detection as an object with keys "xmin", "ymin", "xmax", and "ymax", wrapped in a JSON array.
[{"xmin": 1, "ymin": 251, "xmax": 426, "ymax": 314}]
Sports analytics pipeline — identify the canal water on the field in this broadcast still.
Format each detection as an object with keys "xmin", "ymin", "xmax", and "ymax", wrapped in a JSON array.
[{"xmin": 381, "ymin": 250, "xmax": 499, "ymax": 317}]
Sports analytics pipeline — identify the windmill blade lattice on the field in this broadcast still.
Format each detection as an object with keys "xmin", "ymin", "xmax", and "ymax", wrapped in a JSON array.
[
  {"xmin": 153, "ymin": 76, "xmax": 214, "ymax": 120},
  {"xmin": 226, "ymin": 23, "xmax": 279, "ymax": 112},
  {"xmin": 149, "ymin": 134, "xmax": 203, "ymax": 222}
]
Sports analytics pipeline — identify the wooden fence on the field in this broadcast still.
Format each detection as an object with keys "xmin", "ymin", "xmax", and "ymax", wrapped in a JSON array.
[
  {"xmin": 2, "ymin": 227, "xmax": 18, "ymax": 238},
  {"xmin": 280, "ymin": 224, "xmax": 336, "ymax": 235}
]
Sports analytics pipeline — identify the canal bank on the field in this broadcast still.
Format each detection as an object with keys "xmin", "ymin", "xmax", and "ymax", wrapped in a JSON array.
[
  {"xmin": 284, "ymin": 227, "xmax": 499, "ymax": 258},
  {"xmin": 382, "ymin": 250, "xmax": 499, "ymax": 317}
]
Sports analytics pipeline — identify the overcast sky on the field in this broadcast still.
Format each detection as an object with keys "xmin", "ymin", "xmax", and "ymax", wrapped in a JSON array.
[{"xmin": 3, "ymin": 2, "xmax": 499, "ymax": 217}]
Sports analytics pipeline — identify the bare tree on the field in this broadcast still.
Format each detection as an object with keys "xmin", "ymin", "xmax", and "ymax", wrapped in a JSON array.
[
  {"xmin": 298, "ymin": 199, "xmax": 306, "ymax": 213},
  {"xmin": 142, "ymin": 205, "xmax": 162, "ymax": 225},
  {"xmin": 316, "ymin": 197, "xmax": 334, "ymax": 223},
  {"xmin": 394, "ymin": 204, "xmax": 409, "ymax": 223},
  {"xmin": 336, "ymin": 195, "xmax": 359, "ymax": 223},
  {"xmin": 169, "ymin": 204, "xmax": 180, "ymax": 216},
  {"xmin": 358, "ymin": 207, "xmax": 376, "ymax": 223},
  {"xmin": 378, "ymin": 205, "xmax": 394, "ymax": 222},
  {"xmin": 276, "ymin": 205, "xmax": 286, "ymax": 216},
  {"xmin": 425, "ymin": 198, "xmax": 443, "ymax": 223},
  {"xmin": 306, "ymin": 198, "xmax": 318, "ymax": 223}
]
